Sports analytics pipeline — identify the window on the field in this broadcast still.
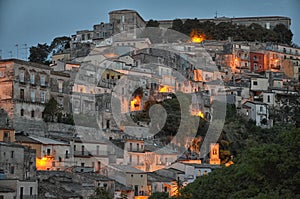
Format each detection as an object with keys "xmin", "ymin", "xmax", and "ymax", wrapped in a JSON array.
[
  {"xmin": 41, "ymin": 92, "xmax": 45, "ymax": 103},
  {"xmin": 129, "ymin": 143, "xmax": 132, "ymax": 151},
  {"xmin": 19, "ymin": 71, "xmax": 24, "ymax": 82},
  {"xmin": 106, "ymin": 74, "xmax": 109, "ymax": 79},
  {"xmin": 106, "ymin": 120, "xmax": 110, "ymax": 129},
  {"xmin": 31, "ymin": 91, "xmax": 35, "ymax": 102},
  {"xmin": 253, "ymin": 81, "xmax": 258, "ymax": 86},
  {"xmin": 58, "ymin": 80, "xmax": 63, "ymax": 93},
  {"xmin": 30, "ymin": 73, "xmax": 35, "ymax": 85},
  {"xmin": 20, "ymin": 187, "xmax": 24, "ymax": 199},
  {"xmin": 4, "ymin": 131, "xmax": 9, "ymax": 139},
  {"xmin": 20, "ymin": 89, "xmax": 24, "ymax": 100},
  {"xmin": 137, "ymin": 143, "xmax": 139, "ymax": 151},
  {"xmin": 267, "ymin": 95, "xmax": 270, "ymax": 103},
  {"xmin": 40, "ymin": 75, "xmax": 45, "ymax": 86},
  {"xmin": 30, "ymin": 187, "xmax": 33, "ymax": 196},
  {"xmin": 31, "ymin": 110, "xmax": 35, "ymax": 118},
  {"xmin": 118, "ymin": 75, "xmax": 121, "ymax": 79},
  {"xmin": 47, "ymin": 149, "xmax": 51, "ymax": 156},
  {"xmin": 11, "ymin": 151, "xmax": 14, "ymax": 158},
  {"xmin": 96, "ymin": 146, "xmax": 100, "ymax": 156},
  {"xmin": 137, "ymin": 156, "xmax": 140, "ymax": 165},
  {"xmin": 129, "ymin": 155, "xmax": 132, "ymax": 163},
  {"xmin": 20, "ymin": 109, "xmax": 24, "ymax": 116},
  {"xmin": 81, "ymin": 145, "xmax": 85, "ymax": 155},
  {"xmin": 58, "ymin": 98, "xmax": 63, "ymax": 106},
  {"xmin": 260, "ymin": 106, "xmax": 263, "ymax": 112},
  {"xmin": 65, "ymin": 150, "xmax": 69, "ymax": 159},
  {"xmin": 105, "ymin": 101, "xmax": 110, "ymax": 111},
  {"xmin": 98, "ymin": 161, "xmax": 101, "ymax": 171}
]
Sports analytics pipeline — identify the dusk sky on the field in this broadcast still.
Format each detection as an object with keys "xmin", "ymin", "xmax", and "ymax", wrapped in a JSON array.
[{"xmin": 0, "ymin": 0, "xmax": 299, "ymax": 59}]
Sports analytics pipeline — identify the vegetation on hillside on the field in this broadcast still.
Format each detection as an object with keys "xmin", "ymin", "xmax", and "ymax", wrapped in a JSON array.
[{"xmin": 145, "ymin": 18, "xmax": 293, "ymax": 45}]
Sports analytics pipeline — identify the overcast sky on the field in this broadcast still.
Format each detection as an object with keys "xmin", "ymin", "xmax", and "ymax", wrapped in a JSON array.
[{"xmin": 0, "ymin": 0, "xmax": 299, "ymax": 59}]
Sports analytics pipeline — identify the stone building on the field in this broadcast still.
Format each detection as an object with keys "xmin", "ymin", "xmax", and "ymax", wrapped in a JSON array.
[
  {"xmin": 50, "ymin": 71, "xmax": 72, "ymax": 113},
  {"xmin": 0, "ymin": 59, "xmax": 51, "ymax": 134},
  {"xmin": 0, "ymin": 142, "xmax": 36, "ymax": 180},
  {"xmin": 109, "ymin": 9, "xmax": 146, "ymax": 35}
]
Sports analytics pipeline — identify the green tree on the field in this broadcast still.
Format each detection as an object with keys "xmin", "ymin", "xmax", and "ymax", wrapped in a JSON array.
[
  {"xmin": 43, "ymin": 97, "xmax": 60, "ymax": 122},
  {"xmin": 50, "ymin": 36, "xmax": 71, "ymax": 54},
  {"xmin": 146, "ymin": 19, "xmax": 160, "ymax": 27},
  {"xmin": 149, "ymin": 192, "xmax": 169, "ymax": 199},
  {"xmin": 28, "ymin": 43, "xmax": 51, "ymax": 65},
  {"xmin": 29, "ymin": 36, "xmax": 71, "ymax": 65},
  {"xmin": 171, "ymin": 19, "xmax": 184, "ymax": 32},
  {"xmin": 274, "ymin": 24, "xmax": 293, "ymax": 44},
  {"xmin": 179, "ymin": 126, "xmax": 300, "ymax": 199}
]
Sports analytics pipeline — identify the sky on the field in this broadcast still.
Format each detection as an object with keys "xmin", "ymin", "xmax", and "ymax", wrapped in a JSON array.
[{"xmin": 0, "ymin": 0, "xmax": 299, "ymax": 60}]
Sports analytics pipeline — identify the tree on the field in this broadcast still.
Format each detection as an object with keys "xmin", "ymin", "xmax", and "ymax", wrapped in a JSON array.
[
  {"xmin": 50, "ymin": 36, "xmax": 71, "ymax": 54},
  {"xmin": 28, "ymin": 43, "xmax": 51, "ymax": 65},
  {"xmin": 178, "ymin": 124, "xmax": 300, "ymax": 199},
  {"xmin": 28, "ymin": 36, "xmax": 71, "ymax": 65},
  {"xmin": 43, "ymin": 97, "xmax": 60, "ymax": 122},
  {"xmin": 149, "ymin": 192, "xmax": 169, "ymax": 199},
  {"xmin": 146, "ymin": 19, "xmax": 160, "ymax": 27},
  {"xmin": 89, "ymin": 187, "xmax": 111, "ymax": 199},
  {"xmin": 273, "ymin": 24, "xmax": 293, "ymax": 45},
  {"xmin": 171, "ymin": 19, "xmax": 184, "ymax": 32}
]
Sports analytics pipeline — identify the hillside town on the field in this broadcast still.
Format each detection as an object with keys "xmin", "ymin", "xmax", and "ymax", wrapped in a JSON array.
[{"xmin": 0, "ymin": 9, "xmax": 299, "ymax": 199}]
